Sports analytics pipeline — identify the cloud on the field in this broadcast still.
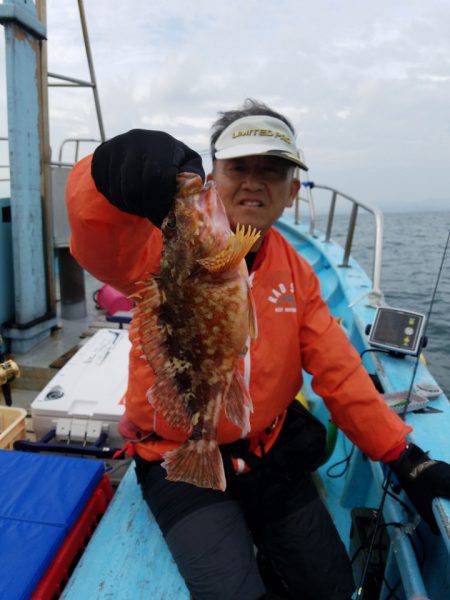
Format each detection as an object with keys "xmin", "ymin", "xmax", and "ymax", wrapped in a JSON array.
[{"xmin": 0, "ymin": 0, "xmax": 449, "ymax": 210}]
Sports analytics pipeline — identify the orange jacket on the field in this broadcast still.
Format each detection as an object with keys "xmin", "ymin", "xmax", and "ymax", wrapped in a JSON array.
[{"xmin": 67, "ymin": 155, "xmax": 411, "ymax": 462}]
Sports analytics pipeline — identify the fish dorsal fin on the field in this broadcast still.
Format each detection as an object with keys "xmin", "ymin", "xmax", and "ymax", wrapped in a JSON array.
[
  {"xmin": 130, "ymin": 276, "xmax": 193, "ymax": 434},
  {"xmin": 197, "ymin": 224, "xmax": 260, "ymax": 273}
]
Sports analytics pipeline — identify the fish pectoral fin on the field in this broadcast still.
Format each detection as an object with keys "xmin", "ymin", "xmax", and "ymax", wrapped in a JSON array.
[
  {"xmin": 224, "ymin": 370, "xmax": 253, "ymax": 433},
  {"xmin": 162, "ymin": 439, "xmax": 226, "ymax": 491},
  {"xmin": 197, "ymin": 225, "xmax": 260, "ymax": 273}
]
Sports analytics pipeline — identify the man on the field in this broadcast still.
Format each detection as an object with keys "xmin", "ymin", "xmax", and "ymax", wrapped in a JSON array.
[{"xmin": 67, "ymin": 99, "xmax": 450, "ymax": 600}]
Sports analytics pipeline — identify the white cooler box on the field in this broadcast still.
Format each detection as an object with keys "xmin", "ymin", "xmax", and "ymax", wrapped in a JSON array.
[{"xmin": 31, "ymin": 329, "xmax": 131, "ymax": 448}]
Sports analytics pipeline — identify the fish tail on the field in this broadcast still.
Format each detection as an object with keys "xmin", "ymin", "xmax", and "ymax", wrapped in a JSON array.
[{"xmin": 162, "ymin": 439, "xmax": 226, "ymax": 491}]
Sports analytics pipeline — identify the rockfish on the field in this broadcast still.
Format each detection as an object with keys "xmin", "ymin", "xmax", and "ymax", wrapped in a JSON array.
[{"xmin": 131, "ymin": 174, "xmax": 260, "ymax": 491}]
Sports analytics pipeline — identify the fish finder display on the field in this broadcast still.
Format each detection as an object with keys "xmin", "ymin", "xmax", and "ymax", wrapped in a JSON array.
[{"xmin": 368, "ymin": 308, "xmax": 426, "ymax": 356}]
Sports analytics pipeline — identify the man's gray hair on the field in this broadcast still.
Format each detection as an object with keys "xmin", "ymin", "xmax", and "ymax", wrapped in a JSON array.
[{"xmin": 210, "ymin": 98, "xmax": 296, "ymax": 161}]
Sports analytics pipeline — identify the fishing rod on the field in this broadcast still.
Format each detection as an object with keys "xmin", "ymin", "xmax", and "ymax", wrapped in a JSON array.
[{"xmin": 356, "ymin": 228, "xmax": 450, "ymax": 599}]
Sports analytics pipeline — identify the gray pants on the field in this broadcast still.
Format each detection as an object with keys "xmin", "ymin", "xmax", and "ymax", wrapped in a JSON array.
[
  {"xmin": 167, "ymin": 501, "xmax": 265, "ymax": 599},
  {"xmin": 135, "ymin": 457, "xmax": 354, "ymax": 600}
]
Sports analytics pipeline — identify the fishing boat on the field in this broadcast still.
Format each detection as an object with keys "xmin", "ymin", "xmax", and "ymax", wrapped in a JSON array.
[
  {"xmin": 57, "ymin": 187, "xmax": 450, "ymax": 600},
  {"xmin": 0, "ymin": 2, "xmax": 449, "ymax": 599}
]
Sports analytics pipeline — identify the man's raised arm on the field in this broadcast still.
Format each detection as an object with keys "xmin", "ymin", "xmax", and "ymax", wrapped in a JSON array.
[{"xmin": 66, "ymin": 129, "xmax": 204, "ymax": 295}]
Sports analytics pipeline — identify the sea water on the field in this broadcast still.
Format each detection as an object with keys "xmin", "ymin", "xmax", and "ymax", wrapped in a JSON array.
[{"xmin": 314, "ymin": 210, "xmax": 450, "ymax": 397}]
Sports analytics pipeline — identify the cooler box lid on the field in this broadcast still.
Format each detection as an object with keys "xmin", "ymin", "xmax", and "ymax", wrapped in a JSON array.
[
  {"xmin": 31, "ymin": 328, "xmax": 131, "ymax": 421},
  {"xmin": 0, "ymin": 450, "xmax": 104, "ymax": 599}
]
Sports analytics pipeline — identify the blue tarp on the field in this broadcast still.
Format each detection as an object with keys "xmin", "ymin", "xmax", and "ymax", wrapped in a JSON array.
[{"xmin": 0, "ymin": 450, "xmax": 104, "ymax": 600}]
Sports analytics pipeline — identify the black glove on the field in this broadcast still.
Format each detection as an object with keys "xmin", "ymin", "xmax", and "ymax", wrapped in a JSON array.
[
  {"xmin": 389, "ymin": 443, "xmax": 450, "ymax": 533},
  {"xmin": 91, "ymin": 129, "xmax": 204, "ymax": 228}
]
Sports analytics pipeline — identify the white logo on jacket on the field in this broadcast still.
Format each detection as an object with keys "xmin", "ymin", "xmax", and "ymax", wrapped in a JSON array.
[{"xmin": 267, "ymin": 282, "xmax": 297, "ymax": 313}]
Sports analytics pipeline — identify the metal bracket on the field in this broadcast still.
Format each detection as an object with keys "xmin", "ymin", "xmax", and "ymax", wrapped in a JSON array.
[
  {"xmin": 0, "ymin": 359, "xmax": 20, "ymax": 386},
  {"xmin": 0, "ymin": 3, "xmax": 47, "ymax": 40}
]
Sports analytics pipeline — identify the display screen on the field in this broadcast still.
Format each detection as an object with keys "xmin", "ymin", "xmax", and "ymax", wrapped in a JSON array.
[{"xmin": 370, "ymin": 308, "xmax": 424, "ymax": 354}]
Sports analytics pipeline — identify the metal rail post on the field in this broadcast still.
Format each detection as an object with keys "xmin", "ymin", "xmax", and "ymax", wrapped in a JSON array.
[
  {"xmin": 325, "ymin": 190, "xmax": 337, "ymax": 242},
  {"xmin": 0, "ymin": 0, "xmax": 57, "ymax": 352},
  {"xmin": 47, "ymin": 2, "xmax": 106, "ymax": 144},
  {"xmin": 310, "ymin": 185, "xmax": 384, "ymax": 306},
  {"xmin": 36, "ymin": 0, "xmax": 56, "ymax": 320},
  {"xmin": 294, "ymin": 195, "xmax": 300, "ymax": 224},
  {"xmin": 46, "ymin": 2, "xmax": 106, "ymax": 319},
  {"xmin": 341, "ymin": 203, "xmax": 358, "ymax": 267},
  {"xmin": 306, "ymin": 185, "xmax": 316, "ymax": 237},
  {"xmin": 77, "ymin": 0, "xmax": 106, "ymax": 142}
]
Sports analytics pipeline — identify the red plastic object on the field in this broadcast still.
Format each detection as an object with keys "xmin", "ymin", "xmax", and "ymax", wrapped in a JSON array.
[
  {"xmin": 31, "ymin": 475, "xmax": 113, "ymax": 600},
  {"xmin": 96, "ymin": 284, "xmax": 133, "ymax": 316}
]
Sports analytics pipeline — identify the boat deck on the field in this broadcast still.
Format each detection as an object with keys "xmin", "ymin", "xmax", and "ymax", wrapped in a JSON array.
[
  {"xmin": 61, "ymin": 466, "xmax": 190, "ymax": 600},
  {"xmin": 4, "ymin": 220, "xmax": 450, "ymax": 598}
]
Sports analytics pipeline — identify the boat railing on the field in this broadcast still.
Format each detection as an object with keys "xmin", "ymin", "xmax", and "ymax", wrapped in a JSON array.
[
  {"xmin": 47, "ymin": 0, "xmax": 106, "ymax": 144},
  {"xmin": 295, "ymin": 183, "xmax": 384, "ymax": 306},
  {"xmin": 47, "ymin": 0, "xmax": 106, "ymax": 169},
  {"xmin": 52, "ymin": 137, "xmax": 101, "ymax": 168},
  {"xmin": 294, "ymin": 188, "xmax": 316, "ymax": 237},
  {"xmin": 0, "ymin": 137, "xmax": 9, "ymax": 182}
]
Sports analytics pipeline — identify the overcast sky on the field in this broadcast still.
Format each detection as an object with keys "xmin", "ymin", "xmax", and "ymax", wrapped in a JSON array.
[{"xmin": 1, "ymin": 0, "xmax": 450, "ymax": 212}]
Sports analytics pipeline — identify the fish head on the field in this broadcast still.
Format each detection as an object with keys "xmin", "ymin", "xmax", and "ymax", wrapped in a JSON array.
[
  {"xmin": 161, "ymin": 175, "xmax": 230, "ymax": 267},
  {"xmin": 162, "ymin": 174, "xmax": 259, "ymax": 279},
  {"xmin": 189, "ymin": 180, "xmax": 231, "ymax": 256},
  {"xmin": 159, "ymin": 175, "xmax": 230, "ymax": 283}
]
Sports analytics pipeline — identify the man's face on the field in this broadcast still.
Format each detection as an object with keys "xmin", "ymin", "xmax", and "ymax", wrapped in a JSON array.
[{"xmin": 209, "ymin": 155, "xmax": 300, "ymax": 250}]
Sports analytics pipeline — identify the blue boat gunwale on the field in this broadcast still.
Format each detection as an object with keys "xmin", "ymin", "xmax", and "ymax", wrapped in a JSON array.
[{"xmin": 277, "ymin": 215, "xmax": 450, "ymax": 598}]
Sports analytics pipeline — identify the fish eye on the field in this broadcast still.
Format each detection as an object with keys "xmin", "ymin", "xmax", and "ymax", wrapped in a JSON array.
[{"xmin": 165, "ymin": 214, "xmax": 176, "ymax": 229}]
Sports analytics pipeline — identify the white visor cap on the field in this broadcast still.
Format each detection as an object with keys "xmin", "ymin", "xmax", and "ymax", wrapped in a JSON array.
[{"xmin": 214, "ymin": 115, "xmax": 308, "ymax": 171}]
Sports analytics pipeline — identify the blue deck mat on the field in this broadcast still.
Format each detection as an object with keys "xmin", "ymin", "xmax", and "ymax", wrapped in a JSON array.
[{"xmin": 0, "ymin": 450, "xmax": 104, "ymax": 600}]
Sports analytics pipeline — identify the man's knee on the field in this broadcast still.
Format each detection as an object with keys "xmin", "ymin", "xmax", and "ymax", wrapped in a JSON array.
[
  {"xmin": 262, "ymin": 497, "xmax": 355, "ymax": 599},
  {"xmin": 166, "ymin": 501, "xmax": 266, "ymax": 600}
]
